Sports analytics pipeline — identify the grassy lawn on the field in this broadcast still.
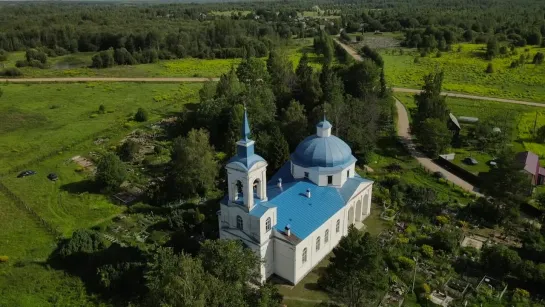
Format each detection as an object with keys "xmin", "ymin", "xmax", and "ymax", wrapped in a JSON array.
[
  {"xmin": 276, "ymin": 255, "xmax": 330, "ymax": 302},
  {"xmin": 1, "ymin": 39, "xmax": 321, "ymax": 78},
  {"xmin": 0, "ymin": 82, "xmax": 202, "ymax": 236},
  {"xmin": 282, "ymin": 299, "xmax": 320, "ymax": 307},
  {"xmin": 0, "ymin": 193, "xmax": 95, "ymax": 307},
  {"xmin": 383, "ymin": 43, "xmax": 545, "ymax": 102},
  {"xmin": 0, "ymin": 82, "xmax": 201, "ymax": 174}
]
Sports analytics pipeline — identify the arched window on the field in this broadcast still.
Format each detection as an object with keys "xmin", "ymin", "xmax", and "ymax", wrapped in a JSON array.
[
  {"xmin": 325, "ymin": 230, "xmax": 329, "ymax": 243},
  {"xmin": 316, "ymin": 237, "xmax": 321, "ymax": 251},
  {"xmin": 336, "ymin": 219, "xmax": 340, "ymax": 233},
  {"xmin": 265, "ymin": 217, "xmax": 271, "ymax": 232},
  {"xmin": 253, "ymin": 178, "xmax": 262, "ymax": 199},
  {"xmin": 302, "ymin": 248, "xmax": 308, "ymax": 263},
  {"xmin": 235, "ymin": 180, "xmax": 243, "ymax": 200},
  {"xmin": 236, "ymin": 215, "xmax": 243, "ymax": 230}
]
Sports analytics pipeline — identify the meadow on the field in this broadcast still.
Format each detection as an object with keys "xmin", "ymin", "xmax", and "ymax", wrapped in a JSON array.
[
  {"xmin": 0, "ymin": 193, "xmax": 96, "ymax": 307},
  {"xmin": 382, "ymin": 43, "xmax": 545, "ymax": 102},
  {"xmin": 2, "ymin": 39, "xmax": 321, "ymax": 78}
]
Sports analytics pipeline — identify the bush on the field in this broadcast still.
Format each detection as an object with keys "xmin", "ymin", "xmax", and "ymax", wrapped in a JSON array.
[
  {"xmin": 0, "ymin": 255, "xmax": 8, "ymax": 263},
  {"xmin": 413, "ymin": 57, "xmax": 420, "ymax": 63},
  {"xmin": 98, "ymin": 104, "xmax": 106, "ymax": 114},
  {"xmin": 533, "ymin": 52, "xmax": 544, "ymax": 64},
  {"xmin": 118, "ymin": 139, "xmax": 141, "ymax": 162},
  {"xmin": 95, "ymin": 152, "xmax": 127, "ymax": 190},
  {"xmin": 1, "ymin": 67, "xmax": 22, "ymax": 76},
  {"xmin": 421, "ymin": 244, "xmax": 434, "ymax": 258},
  {"xmin": 0, "ymin": 49, "xmax": 7, "ymax": 61},
  {"xmin": 397, "ymin": 255, "xmax": 416, "ymax": 269},
  {"xmin": 134, "ymin": 107, "xmax": 149, "ymax": 122},
  {"xmin": 485, "ymin": 63, "xmax": 494, "ymax": 73}
]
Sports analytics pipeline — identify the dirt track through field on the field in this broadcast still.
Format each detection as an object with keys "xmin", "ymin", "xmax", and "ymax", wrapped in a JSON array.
[{"xmin": 0, "ymin": 77, "xmax": 220, "ymax": 83}]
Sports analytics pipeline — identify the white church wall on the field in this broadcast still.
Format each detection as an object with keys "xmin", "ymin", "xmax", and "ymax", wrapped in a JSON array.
[
  {"xmin": 259, "ymin": 239, "xmax": 275, "ymax": 281},
  {"xmin": 293, "ymin": 209, "xmax": 345, "ymax": 284},
  {"xmin": 274, "ymin": 237, "xmax": 296, "ymax": 283},
  {"xmin": 258, "ymin": 208, "xmax": 277, "ymax": 244}
]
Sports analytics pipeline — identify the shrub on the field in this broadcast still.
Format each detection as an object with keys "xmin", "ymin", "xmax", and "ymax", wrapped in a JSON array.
[
  {"xmin": 134, "ymin": 107, "xmax": 149, "ymax": 122},
  {"xmin": 89, "ymin": 114, "xmax": 98, "ymax": 118},
  {"xmin": 98, "ymin": 104, "xmax": 106, "ymax": 114},
  {"xmin": 413, "ymin": 57, "xmax": 420, "ymax": 63},
  {"xmin": 95, "ymin": 152, "xmax": 127, "ymax": 190},
  {"xmin": 397, "ymin": 256, "xmax": 415, "ymax": 269},
  {"xmin": 436, "ymin": 215, "xmax": 450, "ymax": 225},
  {"xmin": 118, "ymin": 139, "xmax": 141, "ymax": 162},
  {"xmin": 436, "ymin": 51, "xmax": 442, "ymax": 58},
  {"xmin": 533, "ymin": 52, "xmax": 544, "ymax": 64},
  {"xmin": 0, "ymin": 49, "xmax": 7, "ymax": 61},
  {"xmin": 1, "ymin": 67, "xmax": 22, "ymax": 76},
  {"xmin": 421, "ymin": 244, "xmax": 434, "ymax": 258},
  {"xmin": 0, "ymin": 255, "xmax": 8, "ymax": 263},
  {"xmin": 485, "ymin": 63, "xmax": 494, "ymax": 73}
]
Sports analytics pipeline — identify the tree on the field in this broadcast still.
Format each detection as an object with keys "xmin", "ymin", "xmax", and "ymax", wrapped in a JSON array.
[
  {"xmin": 527, "ymin": 31, "xmax": 543, "ymax": 46},
  {"xmin": 198, "ymin": 240, "xmax": 260, "ymax": 284},
  {"xmin": 536, "ymin": 125, "xmax": 545, "ymax": 142},
  {"xmin": 486, "ymin": 37, "xmax": 499, "ymax": 60},
  {"xmin": 95, "ymin": 152, "xmax": 127, "ymax": 190},
  {"xmin": 415, "ymin": 71, "xmax": 448, "ymax": 121},
  {"xmin": 134, "ymin": 107, "xmax": 149, "ymax": 122},
  {"xmin": 339, "ymin": 59, "xmax": 381, "ymax": 99},
  {"xmin": 118, "ymin": 139, "xmax": 141, "ymax": 162},
  {"xmin": 169, "ymin": 129, "xmax": 218, "ymax": 199},
  {"xmin": 343, "ymin": 95, "xmax": 379, "ymax": 161},
  {"xmin": 294, "ymin": 53, "xmax": 322, "ymax": 114},
  {"xmin": 145, "ymin": 247, "xmax": 211, "ymax": 307},
  {"xmin": 58, "ymin": 229, "xmax": 106, "ymax": 259},
  {"xmin": 267, "ymin": 49, "xmax": 295, "ymax": 110},
  {"xmin": 281, "ymin": 100, "xmax": 308, "ymax": 150},
  {"xmin": 429, "ymin": 228, "xmax": 460, "ymax": 252},
  {"xmin": 481, "ymin": 150, "xmax": 531, "ymax": 199},
  {"xmin": 323, "ymin": 75, "xmax": 346, "ymax": 136},
  {"xmin": 481, "ymin": 244, "xmax": 522, "ymax": 278},
  {"xmin": 319, "ymin": 227, "xmax": 388, "ymax": 307},
  {"xmin": 236, "ymin": 57, "xmax": 269, "ymax": 86},
  {"xmin": 418, "ymin": 118, "xmax": 451, "ymax": 156},
  {"xmin": 269, "ymin": 127, "xmax": 290, "ymax": 171}
]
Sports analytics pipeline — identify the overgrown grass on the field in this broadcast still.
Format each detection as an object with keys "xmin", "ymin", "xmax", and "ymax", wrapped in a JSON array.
[
  {"xmin": 0, "ymin": 82, "xmax": 200, "ymax": 174},
  {"xmin": 0, "ymin": 193, "xmax": 95, "ymax": 306},
  {"xmin": 383, "ymin": 43, "xmax": 545, "ymax": 102}
]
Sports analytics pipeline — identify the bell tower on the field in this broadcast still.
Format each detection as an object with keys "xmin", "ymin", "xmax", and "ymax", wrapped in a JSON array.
[{"xmin": 225, "ymin": 107, "xmax": 268, "ymax": 210}]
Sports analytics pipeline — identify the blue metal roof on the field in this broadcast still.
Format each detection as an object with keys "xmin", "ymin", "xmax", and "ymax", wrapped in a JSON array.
[
  {"xmin": 292, "ymin": 134, "xmax": 355, "ymax": 168},
  {"xmin": 249, "ymin": 202, "xmax": 276, "ymax": 217},
  {"xmin": 338, "ymin": 174, "xmax": 373, "ymax": 203},
  {"xmin": 268, "ymin": 180, "xmax": 345, "ymax": 239},
  {"xmin": 317, "ymin": 120, "xmax": 332, "ymax": 129},
  {"xmin": 227, "ymin": 154, "xmax": 266, "ymax": 171}
]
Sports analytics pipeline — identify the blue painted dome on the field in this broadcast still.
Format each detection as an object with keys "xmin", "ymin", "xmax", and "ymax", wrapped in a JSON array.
[{"xmin": 292, "ymin": 134, "xmax": 354, "ymax": 168}]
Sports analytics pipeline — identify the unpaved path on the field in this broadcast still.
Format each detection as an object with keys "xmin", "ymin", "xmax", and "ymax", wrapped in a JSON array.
[
  {"xmin": 0, "ymin": 77, "xmax": 219, "ymax": 83},
  {"xmin": 395, "ymin": 99, "xmax": 480, "ymax": 194},
  {"xmin": 336, "ymin": 38, "xmax": 482, "ymax": 194}
]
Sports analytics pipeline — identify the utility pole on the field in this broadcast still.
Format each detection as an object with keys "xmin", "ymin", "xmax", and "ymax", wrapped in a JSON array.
[{"xmin": 411, "ymin": 256, "xmax": 418, "ymax": 293}]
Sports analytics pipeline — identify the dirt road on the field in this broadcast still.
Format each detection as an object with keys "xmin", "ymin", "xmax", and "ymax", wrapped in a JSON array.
[
  {"xmin": 0, "ymin": 77, "xmax": 220, "ymax": 83},
  {"xmin": 395, "ymin": 99, "xmax": 480, "ymax": 194},
  {"xmin": 335, "ymin": 38, "xmax": 483, "ymax": 194}
]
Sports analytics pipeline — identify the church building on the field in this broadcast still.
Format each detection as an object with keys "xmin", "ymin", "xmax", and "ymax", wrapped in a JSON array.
[{"xmin": 218, "ymin": 109, "xmax": 373, "ymax": 285}]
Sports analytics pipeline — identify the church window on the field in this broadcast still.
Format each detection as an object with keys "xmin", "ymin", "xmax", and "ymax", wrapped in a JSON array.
[
  {"xmin": 266, "ymin": 217, "xmax": 271, "ymax": 232},
  {"xmin": 302, "ymin": 248, "xmax": 308, "ymax": 263},
  {"xmin": 347, "ymin": 170, "xmax": 350, "ymax": 178},
  {"xmin": 304, "ymin": 172, "xmax": 309, "ymax": 179},
  {"xmin": 336, "ymin": 220, "xmax": 340, "ymax": 233},
  {"xmin": 236, "ymin": 215, "xmax": 243, "ymax": 230},
  {"xmin": 325, "ymin": 230, "xmax": 329, "ymax": 243},
  {"xmin": 316, "ymin": 237, "xmax": 321, "ymax": 251},
  {"xmin": 327, "ymin": 176, "xmax": 333, "ymax": 185}
]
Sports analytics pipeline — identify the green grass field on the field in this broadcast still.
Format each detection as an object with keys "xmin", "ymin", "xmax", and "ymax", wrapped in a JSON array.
[
  {"xmin": 0, "ymin": 82, "xmax": 200, "ymax": 174},
  {"xmin": 383, "ymin": 43, "xmax": 545, "ymax": 102},
  {"xmin": 2, "ymin": 39, "xmax": 321, "ymax": 78},
  {"xmin": 0, "ymin": 193, "xmax": 95, "ymax": 307}
]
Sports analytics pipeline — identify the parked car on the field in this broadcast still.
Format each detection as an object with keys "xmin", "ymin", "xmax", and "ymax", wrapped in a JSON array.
[
  {"xmin": 17, "ymin": 170, "xmax": 36, "ymax": 178},
  {"xmin": 47, "ymin": 173, "xmax": 58, "ymax": 181}
]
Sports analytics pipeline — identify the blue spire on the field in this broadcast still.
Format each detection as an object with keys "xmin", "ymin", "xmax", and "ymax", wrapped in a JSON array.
[{"xmin": 241, "ymin": 107, "xmax": 251, "ymax": 142}]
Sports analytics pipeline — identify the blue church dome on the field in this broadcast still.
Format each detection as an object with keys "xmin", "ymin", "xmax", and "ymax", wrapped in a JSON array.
[{"xmin": 291, "ymin": 133, "xmax": 354, "ymax": 168}]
